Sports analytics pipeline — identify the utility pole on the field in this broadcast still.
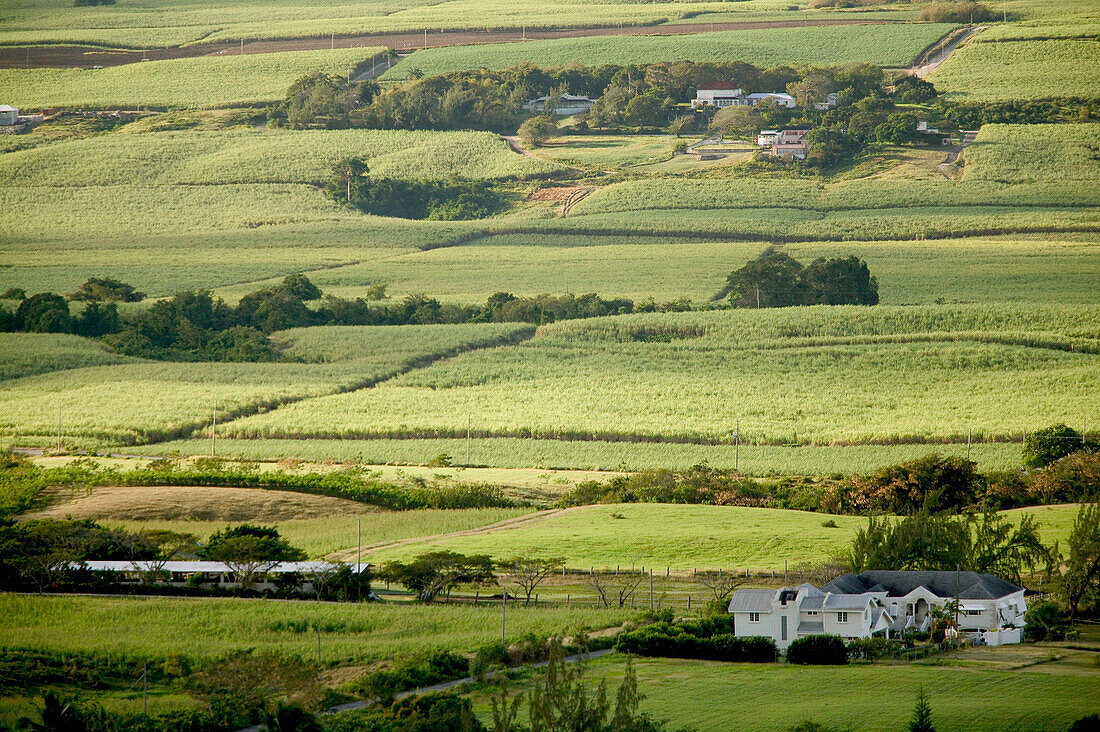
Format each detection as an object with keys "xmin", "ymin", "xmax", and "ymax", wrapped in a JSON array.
[
  {"xmin": 466, "ymin": 413, "xmax": 471, "ymax": 465},
  {"xmin": 1003, "ymin": 0, "xmax": 1007, "ymax": 22},
  {"xmin": 502, "ymin": 590, "xmax": 507, "ymax": 647},
  {"xmin": 424, "ymin": 29, "xmax": 428, "ymax": 50},
  {"xmin": 240, "ymin": 39, "xmax": 244, "ymax": 55},
  {"xmin": 356, "ymin": 516, "xmax": 362, "ymax": 601},
  {"xmin": 756, "ymin": 288, "xmax": 761, "ymax": 308},
  {"xmin": 735, "ymin": 420, "xmax": 740, "ymax": 472},
  {"xmin": 317, "ymin": 627, "xmax": 322, "ymax": 665},
  {"xmin": 56, "ymin": 401, "xmax": 61, "ymax": 452},
  {"xmin": 967, "ymin": 428, "xmax": 972, "ymax": 461},
  {"xmin": 649, "ymin": 568, "xmax": 654, "ymax": 611},
  {"xmin": 331, "ymin": 32, "xmax": 335, "ymax": 50},
  {"xmin": 142, "ymin": 662, "xmax": 148, "ymax": 716},
  {"xmin": 211, "ymin": 402, "xmax": 216, "ymax": 458}
]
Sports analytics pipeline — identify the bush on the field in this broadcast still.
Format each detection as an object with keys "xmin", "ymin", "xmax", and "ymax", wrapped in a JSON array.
[
  {"xmin": 1024, "ymin": 601, "xmax": 1069, "ymax": 642},
  {"xmin": 518, "ymin": 115, "xmax": 560, "ymax": 147},
  {"xmin": 786, "ymin": 634, "xmax": 849, "ymax": 665},
  {"xmin": 920, "ymin": 0, "xmax": 994, "ymax": 22},
  {"xmin": 615, "ymin": 618, "xmax": 776, "ymax": 663},
  {"xmin": 352, "ymin": 651, "xmax": 470, "ymax": 705},
  {"xmin": 1024, "ymin": 424, "xmax": 1084, "ymax": 468}
]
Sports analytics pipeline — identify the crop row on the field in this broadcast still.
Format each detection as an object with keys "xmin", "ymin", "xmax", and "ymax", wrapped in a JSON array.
[{"xmin": 929, "ymin": 37, "xmax": 1100, "ymax": 101}]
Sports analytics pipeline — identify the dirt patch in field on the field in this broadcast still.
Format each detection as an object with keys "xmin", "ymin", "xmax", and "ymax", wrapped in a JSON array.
[
  {"xmin": 527, "ymin": 186, "xmax": 588, "ymax": 203},
  {"xmin": 26, "ymin": 484, "xmax": 375, "ymax": 522}
]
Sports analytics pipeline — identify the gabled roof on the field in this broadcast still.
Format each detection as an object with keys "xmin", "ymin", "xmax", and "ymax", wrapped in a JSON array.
[
  {"xmin": 728, "ymin": 588, "xmax": 775, "ymax": 612},
  {"xmin": 74, "ymin": 560, "xmax": 369, "ymax": 574},
  {"xmin": 823, "ymin": 571, "xmax": 1022, "ymax": 600},
  {"xmin": 822, "ymin": 593, "xmax": 874, "ymax": 610},
  {"xmin": 0, "ymin": 105, "xmax": 17, "ymax": 112},
  {"xmin": 797, "ymin": 621, "xmax": 824, "ymax": 634},
  {"xmin": 698, "ymin": 82, "xmax": 741, "ymax": 91}
]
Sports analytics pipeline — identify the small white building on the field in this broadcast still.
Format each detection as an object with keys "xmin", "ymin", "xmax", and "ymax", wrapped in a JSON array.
[
  {"xmin": 746, "ymin": 92, "xmax": 797, "ymax": 109},
  {"xmin": 523, "ymin": 94, "xmax": 598, "ymax": 116},
  {"xmin": 0, "ymin": 105, "xmax": 19, "ymax": 126},
  {"xmin": 729, "ymin": 571, "xmax": 1027, "ymax": 651},
  {"xmin": 690, "ymin": 83, "xmax": 746, "ymax": 110},
  {"xmin": 755, "ymin": 130, "xmax": 781, "ymax": 146},
  {"xmin": 812, "ymin": 92, "xmax": 839, "ymax": 111}
]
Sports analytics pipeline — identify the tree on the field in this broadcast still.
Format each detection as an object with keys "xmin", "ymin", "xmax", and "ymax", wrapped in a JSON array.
[
  {"xmin": 1024, "ymin": 600, "xmax": 1069, "ymax": 641},
  {"xmin": 837, "ymin": 453, "xmax": 982, "ymax": 514},
  {"xmin": 197, "ymin": 524, "xmax": 306, "ymax": 590},
  {"xmin": 130, "ymin": 529, "xmax": 198, "ymax": 585},
  {"xmin": 624, "ymin": 92, "xmax": 666, "ymax": 127},
  {"xmin": 726, "ymin": 250, "xmax": 804, "ymax": 308},
  {"xmin": 500, "ymin": 555, "xmax": 565, "ymax": 606},
  {"xmin": 668, "ymin": 115, "xmax": 694, "ymax": 138},
  {"xmin": 284, "ymin": 72, "xmax": 358, "ymax": 129},
  {"xmin": 788, "ymin": 68, "xmax": 835, "ymax": 110},
  {"xmin": 590, "ymin": 571, "xmax": 645, "ymax": 608},
  {"xmin": 15, "ymin": 293, "xmax": 72, "ymax": 333},
  {"xmin": 518, "ymin": 115, "xmax": 560, "ymax": 147},
  {"xmin": 874, "ymin": 112, "xmax": 919, "ymax": 144},
  {"xmin": 892, "ymin": 74, "xmax": 938, "ymax": 103},
  {"xmin": 379, "ymin": 550, "xmax": 495, "ymax": 602},
  {"xmin": 68, "ymin": 276, "xmax": 144, "ymax": 302},
  {"xmin": 1059, "ymin": 501, "xmax": 1100, "ymax": 619},
  {"xmin": 280, "ymin": 273, "xmax": 322, "ymax": 301},
  {"xmin": 189, "ymin": 650, "xmax": 323, "ymax": 728},
  {"xmin": 709, "ymin": 105, "xmax": 763, "ymax": 139},
  {"xmin": 920, "ymin": 0, "xmax": 993, "ymax": 22},
  {"xmin": 1024, "ymin": 423, "xmax": 1084, "ymax": 468},
  {"xmin": 697, "ymin": 570, "xmax": 748, "ymax": 604},
  {"xmin": 967, "ymin": 511, "xmax": 1051, "ymax": 583},
  {"xmin": 802, "ymin": 256, "xmax": 878, "ymax": 306},
  {"xmin": 908, "ymin": 688, "xmax": 934, "ymax": 732},
  {"xmin": 72, "ymin": 302, "xmax": 120, "ymax": 337}
]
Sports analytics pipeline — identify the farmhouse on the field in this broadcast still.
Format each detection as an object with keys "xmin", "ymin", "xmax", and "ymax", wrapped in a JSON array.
[
  {"xmin": 755, "ymin": 129, "xmax": 809, "ymax": 159},
  {"xmin": 812, "ymin": 92, "xmax": 840, "ymax": 111},
  {"xmin": 690, "ymin": 82, "xmax": 745, "ymax": 109},
  {"xmin": 746, "ymin": 92, "xmax": 797, "ymax": 109},
  {"xmin": 523, "ymin": 94, "xmax": 598, "ymax": 116},
  {"xmin": 728, "ymin": 571, "xmax": 1027, "ymax": 650},
  {"xmin": 0, "ymin": 105, "xmax": 18, "ymax": 126}
]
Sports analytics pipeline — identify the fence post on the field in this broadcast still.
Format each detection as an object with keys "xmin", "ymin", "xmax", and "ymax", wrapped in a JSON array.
[
  {"xmin": 475, "ymin": 591, "xmax": 479, "ymax": 606},
  {"xmin": 688, "ymin": 596, "xmax": 691, "ymax": 610}
]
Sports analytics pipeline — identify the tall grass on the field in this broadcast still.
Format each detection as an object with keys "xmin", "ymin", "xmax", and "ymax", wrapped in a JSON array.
[
  {"xmin": 0, "ymin": 333, "xmax": 140, "ymax": 381},
  {"xmin": 929, "ymin": 37, "xmax": 1100, "ymax": 100}
]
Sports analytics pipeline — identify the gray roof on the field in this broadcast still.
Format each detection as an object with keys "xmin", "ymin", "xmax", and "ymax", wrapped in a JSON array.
[
  {"xmin": 797, "ymin": 621, "xmax": 824, "ymax": 634},
  {"xmin": 824, "ymin": 571, "xmax": 1021, "ymax": 600},
  {"xmin": 801, "ymin": 595, "xmax": 824, "ymax": 610},
  {"xmin": 74, "ymin": 560, "xmax": 368, "ymax": 574},
  {"xmin": 823, "ymin": 593, "xmax": 874, "ymax": 610},
  {"xmin": 728, "ymin": 588, "xmax": 775, "ymax": 613},
  {"xmin": 0, "ymin": 105, "xmax": 17, "ymax": 112}
]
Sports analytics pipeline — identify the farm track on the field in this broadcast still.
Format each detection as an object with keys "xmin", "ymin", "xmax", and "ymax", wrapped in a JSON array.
[{"xmin": 0, "ymin": 18, "xmax": 903, "ymax": 69}]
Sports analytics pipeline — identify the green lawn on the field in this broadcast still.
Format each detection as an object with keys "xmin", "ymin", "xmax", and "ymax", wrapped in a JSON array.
[{"xmin": 471, "ymin": 654, "xmax": 1100, "ymax": 731}]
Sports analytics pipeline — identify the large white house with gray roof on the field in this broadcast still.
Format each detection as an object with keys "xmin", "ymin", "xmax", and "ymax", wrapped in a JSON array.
[{"xmin": 728, "ymin": 571, "xmax": 1027, "ymax": 650}]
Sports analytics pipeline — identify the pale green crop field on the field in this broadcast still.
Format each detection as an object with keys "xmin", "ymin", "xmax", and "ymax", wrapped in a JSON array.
[
  {"xmin": 471, "ymin": 655, "xmax": 1100, "ymax": 732},
  {"xmin": 384, "ymin": 23, "xmax": 958, "ymax": 79},
  {"xmin": 0, "ymin": 323, "xmax": 530, "ymax": 445},
  {"xmin": 0, "ymin": 333, "xmax": 140, "ymax": 381},
  {"xmin": 135, "ymin": 437, "xmax": 1026, "ymax": 474},
  {"xmin": 0, "ymin": 594, "xmax": 635, "ymax": 662},
  {"xmin": 930, "ymin": 37, "xmax": 1100, "ymax": 101},
  {"xmin": 0, "ymin": 128, "xmax": 562, "ymax": 187},
  {"xmin": 104, "ymin": 507, "xmax": 533, "ymax": 558},
  {"xmin": 362, "ymin": 503, "xmax": 1080, "ymax": 569},
  {"xmin": 218, "ymin": 305, "xmax": 1100, "ymax": 446},
  {"xmin": 0, "ymin": 48, "xmax": 385, "ymax": 109}
]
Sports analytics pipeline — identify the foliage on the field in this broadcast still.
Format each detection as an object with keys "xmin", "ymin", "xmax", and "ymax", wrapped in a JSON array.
[
  {"xmin": 920, "ymin": 1, "xmax": 993, "ymax": 22},
  {"xmin": 500, "ymin": 556, "xmax": 567, "ymax": 606},
  {"xmin": 68, "ymin": 277, "xmax": 145, "ymax": 303},
  {"xmin": 326, "ymin": 161, "xmax": 506, "ymax": 220},
  {"xmin": 519, "ymin": 116, "xmax": 561, "ymax": 148},
  {"xmin": 196, "ymin": 524, "xmax": 307, "ymax": 589},
  {"xmin": 786, "ymin": 635, "xmax": 849, "ymax": 665},
  {"xmin": 378, "ymin": 550, "xmax": 496, "ymax": 602},
  {"xmin": 616, "ymin": 617, "xmax": 777, "ymax": 663},
  {"xmin": 327, "ymin": 692, "xmax": 484, "ymax": 732},
  {"xmin": 826, "ymin": 454, "xmax": 981, "ymax": 514},
  {"xmin": 1058, "ymin": 501, "xmax": 1100, "ymax": 618},
  {"xmin": 929, "ymin": 38, "xmax": 1100, "ymax": 101},
  {"xmin": 892, "ymin": 75, "xmax": 938, "ymax": 103},
  {"xmin": 189, "ymin": 649, "xmax": 323, "ymax": 727},
  {"xmin": 908, "ymin": 687, "xmax": 935, "ymax": 732},
  {"xmin": 846, "ymin": 511, "xmax": 1052, "ymax": 581},
  {"xmin": 1023, "ymin": 600, "xmax": 1069, "ymax": 642},
  {"xmin": 353, "ymin": 650, "xmax": 470, "ymax": 705},
  {"xmin": 726, "ymin": 251, "xmax": 878, "ymax": 308},
  {"xmin": 1024, "ymin": 424, "xmax": 1085, "ymax": 468}
]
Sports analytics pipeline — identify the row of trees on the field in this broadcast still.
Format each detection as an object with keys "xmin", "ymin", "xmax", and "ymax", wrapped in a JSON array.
[{"xmin": 325, "ymin": 159, "xmax": 505, "ymax": 220}]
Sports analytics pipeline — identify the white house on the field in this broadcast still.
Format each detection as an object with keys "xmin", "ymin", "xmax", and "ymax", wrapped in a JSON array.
[
  {"xmin": 756, "ymin": 129, "xmax": 809, "ymax": 159},
  {"xmin": 523, "ymin": 94, "xmax": 598, "ymax": 116},
  {"xmin": 755, "ymin": 130, "xmax": 781, "ymax": 146},
  {"xmin": 0, "ymin": 105, "xmax": 18, "ymax": 126},
  {"xmin": 729, "ymin": 571, "xmax": 1027, "ymax": 650},
  {"xmin": 812, "ymin": 92, "xmax": 839, "ymax": 111},
  {"xmin": 746, "ymin": 92, "xmax": 797, "ymax": 109},
  {"xmin": 690, "ymin": 83, "xmax": 746, "ymax": 110}
]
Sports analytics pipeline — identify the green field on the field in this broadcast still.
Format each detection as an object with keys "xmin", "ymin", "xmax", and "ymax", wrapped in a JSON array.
[
  {"xmin": 471, "ymin": 654, "xmax": 1100, "ymax": 731},
  {"xmin": 0, "ymin": 333, "xmax": 140, "ymax": 381},
  {"xmin": 384, "ymin": 23, "xmax": 958, "ymax": 79},
  {"xmin": 0, "ymin": 48, "xmax": 385, "ymax": 109},
  {"xmin": 0, "ymin": 323, "xmax": 531, "ymax": 445},
  {"xmin": 217, "ymin": 305, "xmax": 1100, "ymax": 447},
  {"xmin": 930, "ymin": 36, "xmax": 1100, "ymax": 101},
  {"xmin": 357, "ymin": 503, "xmax": 1081, "ymax": 569},
  {"xmin": 0, "ymin": 594, "xmax": 635, "ymax": 663}
]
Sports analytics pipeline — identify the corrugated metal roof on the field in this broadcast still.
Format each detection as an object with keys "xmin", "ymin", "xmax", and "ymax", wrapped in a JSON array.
[
  {"xmin": 74, "ymin": 560, "xmax": 368, "ymax": 573},
  {"xmin": 728, "ymin": 588, "xmax": 775, "ymax": 612},
  {"xmin": 797, "ymin": 621, "xmax": 824, "ymax": 634}
]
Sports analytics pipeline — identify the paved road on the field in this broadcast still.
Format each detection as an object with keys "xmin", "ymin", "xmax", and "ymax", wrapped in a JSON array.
[
  {"xmin": 236, "ymin": 649, "xmax": 615, "ymax": 732},
  {"xmin": 938, "ymin": 129, "xmax": 979, "ymax": 177},
  {"xmin": 911, "ymin": 25, "xmax": 985, "ymax": 78}
]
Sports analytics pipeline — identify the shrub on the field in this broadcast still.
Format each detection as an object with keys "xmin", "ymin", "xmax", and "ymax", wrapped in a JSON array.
[
  {"xmin": 353, "ymin": 651, "xmax": 470, "ymax": 705},
  {"xmin": 786, "ymin": 634, "xmax": 849, "ymax": 665},
  {"xmin": 1024, "ymin": 424, "xmax": 1084, "ymax": 468},
  {"xmin": 615, "ymin": 618, "xmax": 776, "ymax": 662},
  {"xmin": 518, "ymin": 115, "xmax": 560, "ymax": 147},
  {"xmin": 920, "ymin": 0, "xmax": 994, "ymax": 22},
  {"xmin": 1024, "ymin": 601, "xmax": 1069, "ymax": 642}
]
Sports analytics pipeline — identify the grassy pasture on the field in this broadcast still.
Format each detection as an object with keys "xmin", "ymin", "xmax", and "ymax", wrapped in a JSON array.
[
  {"xmin": 0, "ymin": 48, "xmax": 384, "ymax": 109},
  {"xmin": 470, "ymin": 654, "xmax": 1100, "ymax": 731},
  {"xmin": 384, "ymin": 23, "xmax": 958, "ymax": 78},
  {"xmin": 0, "ymin": 333, "xmax": 140, "ymax": 380},
  {"xmin": 0, "ymin": 594, "xmax": 635, "ymax": 663},
  {"xmin": 218, "ymin": 305, "xmax": 1100, "ymax": 447},
  {"xmin": 131, "ymin": 437, "xmax": 1027, "ymax": 474},
  {"xmin": 0, "ymin": 323, "xmax": 531, "ymax": 445},
  {"xmin": 930, "ymin": 37, "xmax": 1100, "ymax": 100},
  {"xmin": 358, "ymin": 503, "xmax": 1081, "ymax": 569}
]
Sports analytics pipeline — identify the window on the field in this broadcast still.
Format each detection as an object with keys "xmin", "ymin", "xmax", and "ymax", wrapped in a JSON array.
[
  {"xmin": 966, "ymin": 609, "xmax": 982, "ymax": 616},
  {"xmin": 806, "ymin": 611, "xmax": 819, "ymax": 616},
  {"xmin": 781, "ymin": 616, "xmax": 787, "ymax": 641},
  {"xmin": 749, "ymin": 612, "xmax": 760, "ymax": 622},
  {"xmin": 837, "ymin": 612, "xmax": 848, "ymax": 622}
]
